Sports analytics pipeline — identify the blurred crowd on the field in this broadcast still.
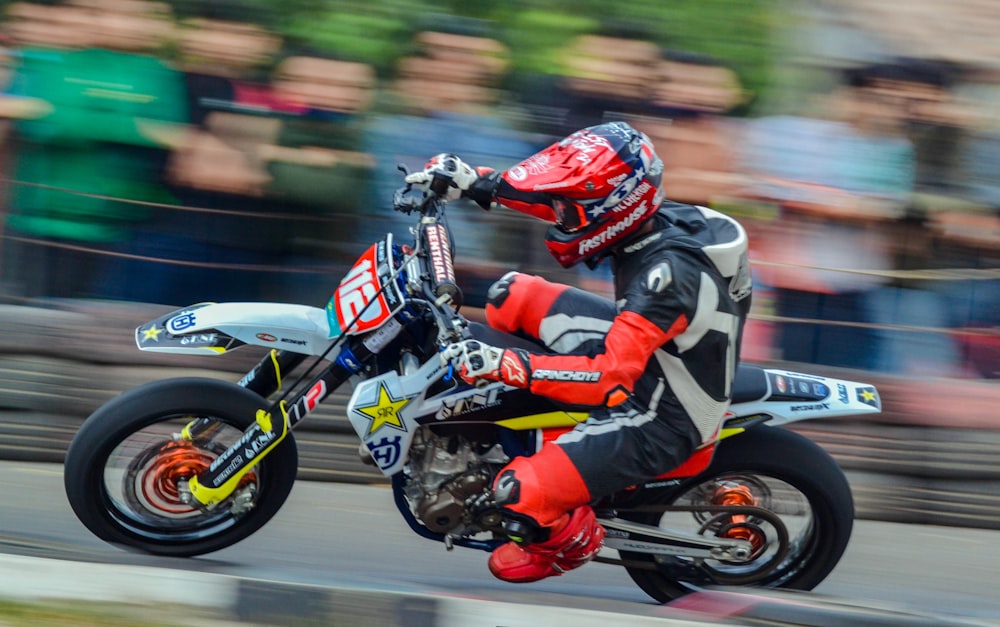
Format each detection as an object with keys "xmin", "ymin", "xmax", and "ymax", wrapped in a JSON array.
[{"xmin": 0, "ymin": 0, "xmax": 996, "ymax": 379}]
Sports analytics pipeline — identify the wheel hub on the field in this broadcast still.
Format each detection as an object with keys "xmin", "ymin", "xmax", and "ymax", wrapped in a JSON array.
[
  {"xmin": 140, "ymin": 442, "xmax": 214, "ymax": 514},
  {"xmin": 139, "ymin": 441, "xmax": 255, "ymax": 515},
  {"xmin": 711, "ymin": 483, "xmax": 766, "ymax": 555}
]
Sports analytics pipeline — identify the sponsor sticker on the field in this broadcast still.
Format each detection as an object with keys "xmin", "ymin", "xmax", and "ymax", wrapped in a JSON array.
[
  {"xmin": 624, "ymin": 232, "xmax": 661, "ymax": 253},
  {"xmin": 790, "ymin": 403, "xmax": 830, "ymax": 412},
  {"xmin": 577, "ymin": 202, "xmax": 651, "ymax": 256},
  {"xmin": 425, "ymin": 224, "xmax": 456, "ymax": 286},
  {"xmin": 140, "ymin": 325, "xmax": 162, "ymax": 343},
  {"xmin": 856, "ymin": 386, "xmax": 880, "ymax": 408},
  {"xmin": 354, "ymin": 382, "xmax": 409, "ymax": 435},
  {"xmin": 533, "ymin": 369, "xmax": 601, "ymax": 382},
  {"xmin": 436, "ymin": 386, "xmax": 502, "ymax": 420},
  {"xmin": 180, "ymin": 333, "xmax": 218, "ymax": 345}
]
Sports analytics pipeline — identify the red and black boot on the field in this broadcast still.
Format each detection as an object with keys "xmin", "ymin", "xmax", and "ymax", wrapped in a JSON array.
[{"xmin": 488, "ymin": 506, "xmax": 605, "ymax": 583}]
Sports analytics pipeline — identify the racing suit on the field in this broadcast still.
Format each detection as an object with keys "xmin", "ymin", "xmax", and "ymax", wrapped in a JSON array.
[{"xmin": 473, "ymin": 179, "xmax": 753, "ymax": 521}]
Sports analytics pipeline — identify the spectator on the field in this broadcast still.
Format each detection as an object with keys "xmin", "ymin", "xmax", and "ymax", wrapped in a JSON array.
[
  {"xmin": 260, "ymin": 52, "xmax": 377, "ymax": 303},
  {"xmin": 125, "ymin": 16, "xmax": 283, "ymax": 306},
  {"xmin": 635, "ymin": 50, "xmax": 750, "ymax": 208},
  {"xmin": 631, "ymin": 50, "xmax": 774, "ymax": 357},
  {"xmin": 514, "ymin": 31, "xmax": 661, "ymax": 140},
  {"xmin": 740, "ymin": 61, "xmax": 918, "ymax": 371},
  {"xmin": 363, "ymin": 21, "xmax": 542, "ymax": 301},
  {"xmin": 1, "ymin": 0, "xmax": 186, "ymax": 301},
  {"xmin": 932, "ymin": 63, "xmax": 1000, "ymax": 377},
  {"xmin": 505, "ymin": 29, "xmax": 664, "ymax": 296}
]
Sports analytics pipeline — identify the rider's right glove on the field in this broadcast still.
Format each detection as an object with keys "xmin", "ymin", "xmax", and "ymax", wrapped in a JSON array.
[
  {"xmin": 441, "ymin": 339, "xmax": 531, "ymax": 389},
  {"xmin": 404, "ymin": 153, "xmax": 480, "ymax": 201}
]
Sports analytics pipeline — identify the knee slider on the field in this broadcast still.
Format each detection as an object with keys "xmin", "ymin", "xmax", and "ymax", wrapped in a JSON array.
[{"xmin": 494, "ymin": 466, "xmax": 546, "ymax": 543}]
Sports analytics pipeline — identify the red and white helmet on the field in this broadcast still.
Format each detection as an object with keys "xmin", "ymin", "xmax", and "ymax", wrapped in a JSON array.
[{"xmin": 501, "ymin": 122, "xmax": 664, "ymax": 267}]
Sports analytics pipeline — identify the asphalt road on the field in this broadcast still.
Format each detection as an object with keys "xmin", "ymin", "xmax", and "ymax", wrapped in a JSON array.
[{"xmin": 4, "ymin": 461, "xmax": 1000, "ymax": 624}]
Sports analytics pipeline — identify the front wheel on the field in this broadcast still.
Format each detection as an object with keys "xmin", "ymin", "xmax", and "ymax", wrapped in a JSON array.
[
  {"xmin": 64, "ymin": 378, "xmax": 298, "ymax": 557},
  {"xmin": 618, "ymin": 426, "xmax": 854, "ymax": 603}
]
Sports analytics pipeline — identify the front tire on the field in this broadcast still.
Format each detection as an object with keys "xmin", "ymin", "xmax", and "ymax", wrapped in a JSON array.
[
  {"xmin": 64, "ymin": 378, "xmax": 298, "ymax": 557},
  {"xmin": 619, "ymin": 426, "xmax": 853, "ymax": 603}
]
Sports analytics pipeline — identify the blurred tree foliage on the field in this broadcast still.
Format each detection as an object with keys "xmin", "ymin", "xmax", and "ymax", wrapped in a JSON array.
[
  {"xmin": 0, "ymin": 0, "xmax": 781, "ymax": 111},
  {"xmin": 163, "ymin": 0, "xmax": 780, "ymax": 107}
]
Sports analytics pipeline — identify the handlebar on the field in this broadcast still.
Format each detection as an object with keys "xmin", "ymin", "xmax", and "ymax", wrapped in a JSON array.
[
  {"xmin": 392, "ymin": 163, "xmax": 454, "ymax": 216},
  {"xmin": 391, "ymin": 164, "xmax": 465, "ymax": 336}
]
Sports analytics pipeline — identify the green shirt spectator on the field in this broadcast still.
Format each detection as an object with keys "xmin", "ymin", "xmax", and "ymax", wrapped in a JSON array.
[{"xmin": 8, "ymin": 46, "xmax": 187, "ymax": 243}]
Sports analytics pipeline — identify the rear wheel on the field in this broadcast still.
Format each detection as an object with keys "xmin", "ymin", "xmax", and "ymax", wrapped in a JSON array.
[
  {"xmin": 64, "ymin": 378, "xmax": 298, "ymax": 557},
  {"xmin": 619, "ymin": 427, "xmax": 853, "ymax": 603}
]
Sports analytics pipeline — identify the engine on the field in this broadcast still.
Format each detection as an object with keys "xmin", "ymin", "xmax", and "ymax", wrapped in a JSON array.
[{"xmin": 403, "ymin": 428, "xmax": 509, "ymax": 534}]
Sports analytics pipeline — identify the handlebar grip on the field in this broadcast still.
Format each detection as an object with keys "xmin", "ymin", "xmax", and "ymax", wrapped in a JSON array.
[{"xmin": 421, "ymin": 222, "xmax": 463, "ymax": 308}]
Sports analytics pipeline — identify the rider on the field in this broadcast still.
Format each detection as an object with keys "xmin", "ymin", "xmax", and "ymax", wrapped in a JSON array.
[{"xmin": 405, "ymin": 121, "xmax": 752, "ymax": 583}]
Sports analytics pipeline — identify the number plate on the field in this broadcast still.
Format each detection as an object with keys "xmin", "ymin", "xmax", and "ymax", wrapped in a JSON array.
[{"xmin": 328, "ymin": 235, "xmax": 403, "ymax": 336}]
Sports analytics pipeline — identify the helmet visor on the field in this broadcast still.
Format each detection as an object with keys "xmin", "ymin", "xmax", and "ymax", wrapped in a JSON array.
[{"xmin": 553, "ymin": 197, "xmax": 587, "ymax": 233}]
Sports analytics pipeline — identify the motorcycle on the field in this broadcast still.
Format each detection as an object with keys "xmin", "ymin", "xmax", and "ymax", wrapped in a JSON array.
[{"xmin": 63, "ymin": 167, "xmax": 882, "ymax": 603}]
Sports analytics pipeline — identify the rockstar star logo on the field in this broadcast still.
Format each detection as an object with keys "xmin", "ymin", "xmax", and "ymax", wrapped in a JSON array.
[
  {"xmin": 355, "ymin": 382, "xmax": 409, "ymax": 436},
  {"xmin": 856, "ymin": 387, "xmax": 879, "ymax": 407},
  {"xmin": 141, "ymin": 324, "xmax": 163, "ymax": 342}
]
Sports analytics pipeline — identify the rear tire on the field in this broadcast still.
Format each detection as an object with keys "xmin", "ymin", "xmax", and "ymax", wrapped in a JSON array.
[
  {"xmin": 64, "ymin": 378, "xmax": 298, "ymax": 557},
  {"xmin": 619, "ymin": 427, "xmax": 853, "ymax": 603}
]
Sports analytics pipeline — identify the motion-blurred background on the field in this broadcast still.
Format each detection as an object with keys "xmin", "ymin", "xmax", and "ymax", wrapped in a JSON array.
[{"xmin": 0, "ymin": 0, "xmax": 997, "ymax": 527}]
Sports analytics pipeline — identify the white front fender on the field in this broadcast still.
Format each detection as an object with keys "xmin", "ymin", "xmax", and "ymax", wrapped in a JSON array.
[{"xmin": 135, "ymin": 302, "xmax": 336, "ymax": 356}]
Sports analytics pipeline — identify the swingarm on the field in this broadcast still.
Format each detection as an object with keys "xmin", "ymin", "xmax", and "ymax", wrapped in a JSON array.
[{"xmin": 596, "ymin": 504, "xmax": 788, "ymax": 567}]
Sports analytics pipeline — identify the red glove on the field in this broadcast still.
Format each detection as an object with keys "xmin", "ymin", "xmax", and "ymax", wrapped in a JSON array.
[{"xmin": 441, "ymin": 340, "xmax": 531, "ymax": 388}]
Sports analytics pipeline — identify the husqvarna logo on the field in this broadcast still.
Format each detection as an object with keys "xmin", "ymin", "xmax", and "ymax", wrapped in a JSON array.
[
  {"xmin": 167, "ymin": 312, "xmax": 197, "ymax": 333},
  {"xmin": 367, "ymin": 435, "xmax": 403, "ymax": 469}
]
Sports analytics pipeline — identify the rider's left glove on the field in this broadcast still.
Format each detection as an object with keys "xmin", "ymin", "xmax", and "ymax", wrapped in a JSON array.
[
  {"xmin": 441, "ymin": 339, "xmax": 531, "ymax": 388},
  {"xmin": 404, "ymin": 153, "xmax": 480, "ymax": 201}
]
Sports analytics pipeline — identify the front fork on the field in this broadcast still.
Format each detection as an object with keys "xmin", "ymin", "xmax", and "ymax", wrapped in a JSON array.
[{"xmin": 181, "ymin": 348, "xmax": 355, "ymax": 509}]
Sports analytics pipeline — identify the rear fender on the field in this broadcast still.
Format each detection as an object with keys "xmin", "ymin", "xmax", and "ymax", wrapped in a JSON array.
[
  {"xmin": 135, "ymin": 302, "xmax": 335, "ymax": 356},
  {"xmin": 728, "ymin": 368, "xmax": 882, "ymax": 427}
]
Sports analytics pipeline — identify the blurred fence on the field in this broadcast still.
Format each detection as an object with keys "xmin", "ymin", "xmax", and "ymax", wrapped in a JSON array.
[{"xmin": 2, "ymin": 299, "xmax": 999, "ymax": 530}]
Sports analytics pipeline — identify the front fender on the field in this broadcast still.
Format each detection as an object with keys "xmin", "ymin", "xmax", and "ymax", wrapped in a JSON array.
[{"xmin": 135, "ymin": 302, "xmax": 335, "ymax": 356}]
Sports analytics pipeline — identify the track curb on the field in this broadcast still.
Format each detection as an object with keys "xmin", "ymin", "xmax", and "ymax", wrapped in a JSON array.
[{"xmin": 0, "ymin": 553, "xmax": 723, "ymax": 626}]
